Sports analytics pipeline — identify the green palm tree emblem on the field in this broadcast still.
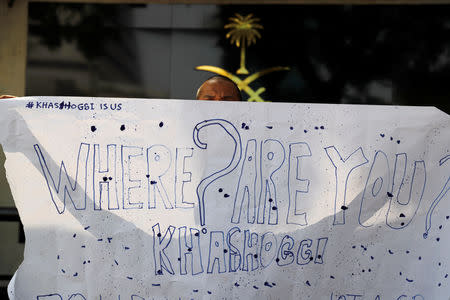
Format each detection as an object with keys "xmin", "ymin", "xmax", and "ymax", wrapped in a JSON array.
[{"xmin": 225, "ymin": 13, "xmax": 263, "ymax": 75}]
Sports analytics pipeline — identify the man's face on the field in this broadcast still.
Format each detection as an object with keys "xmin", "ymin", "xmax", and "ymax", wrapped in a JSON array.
[{"xmin": 196, "ymin": 79, "xmax": 241, "ymax": 101}]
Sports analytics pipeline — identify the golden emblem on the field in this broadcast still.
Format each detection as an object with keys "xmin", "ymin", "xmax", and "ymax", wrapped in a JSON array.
[{"xmin": 196, "ymin": 13, "xmax": 289, "ymax": 102}]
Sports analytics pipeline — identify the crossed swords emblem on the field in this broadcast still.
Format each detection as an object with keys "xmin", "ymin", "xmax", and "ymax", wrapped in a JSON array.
[{"xmin": 195, "ymin": 65, "xmax": 290, "ymax": 102}]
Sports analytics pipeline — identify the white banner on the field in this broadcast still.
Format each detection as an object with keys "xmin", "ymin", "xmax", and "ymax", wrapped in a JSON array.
[{"xmin": 1, "ymin": 97, "xmax": 449, "ymax": 300}]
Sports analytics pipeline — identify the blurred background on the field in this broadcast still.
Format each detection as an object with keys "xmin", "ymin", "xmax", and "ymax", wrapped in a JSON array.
[
  {"xmin": 1, "ymin": 1, "xmax": 450, "ymax": 298},
  {"xmin": 24, "ymin": 3, "xmax": 450, "ymax": 109}
]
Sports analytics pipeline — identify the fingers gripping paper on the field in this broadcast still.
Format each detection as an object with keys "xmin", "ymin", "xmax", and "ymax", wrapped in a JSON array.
[{"xmin": 0, "ymin": 97, "xmax": 449, "ymax": 300}]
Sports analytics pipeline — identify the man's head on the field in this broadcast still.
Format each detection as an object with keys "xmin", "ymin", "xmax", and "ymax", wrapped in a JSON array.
[{"xmin": 196, "ymin": 75, "xmax": 242, "ymax": 101}]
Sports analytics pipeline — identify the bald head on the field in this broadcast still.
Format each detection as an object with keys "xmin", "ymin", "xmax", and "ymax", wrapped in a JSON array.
[{"xmin": 196, "ymin": 76, "xmax": 242, "ymax": 101}]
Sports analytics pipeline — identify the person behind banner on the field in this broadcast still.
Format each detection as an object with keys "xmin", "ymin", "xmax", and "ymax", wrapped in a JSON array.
[{"xmin": 196, "ymin": 75, "xmax": 242, "ymax": 101}]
